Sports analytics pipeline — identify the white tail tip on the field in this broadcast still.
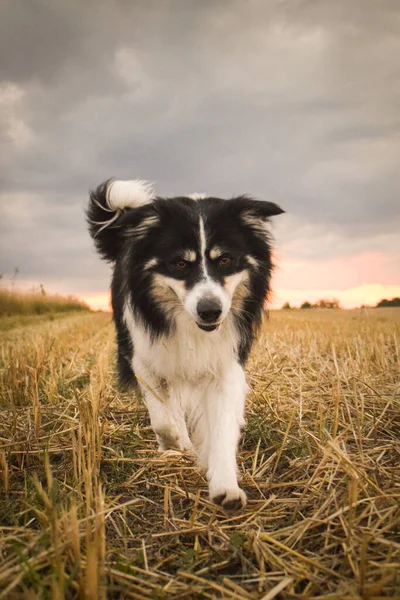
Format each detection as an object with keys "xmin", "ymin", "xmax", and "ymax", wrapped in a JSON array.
[
  {"xmin": 106, "ymin": 179, "xmax": 155, "ymax": 210},
  {"xmin": 186, "ymin": 193, "xmax": 207, "ymax": 200}
]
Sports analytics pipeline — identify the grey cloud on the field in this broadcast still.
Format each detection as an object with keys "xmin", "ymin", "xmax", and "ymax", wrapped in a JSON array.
[{"xmin": 1, "ymin": 0, "xmax": 400, "ymax": 289}]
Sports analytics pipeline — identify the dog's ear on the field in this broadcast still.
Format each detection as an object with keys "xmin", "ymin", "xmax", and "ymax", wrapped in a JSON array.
[
  {"xmin": 231, "ymin": 195, "xmax": 284, "ymax": 237},
  {"xmin": 235, "ymin": 195, "xmax": 284, "ymax": 218},
  {"xmin": 87, "ymin": 179, "xmax": 156, "ymax": 262}
]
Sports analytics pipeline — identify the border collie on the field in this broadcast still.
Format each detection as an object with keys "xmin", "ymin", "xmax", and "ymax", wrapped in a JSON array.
[{"xmin": 88, "ymin": 179, "xmax": 283, "ymax": 511}]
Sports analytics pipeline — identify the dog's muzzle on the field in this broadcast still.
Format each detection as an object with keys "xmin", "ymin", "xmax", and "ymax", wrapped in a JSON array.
[{"xmin": 196, "ymin": 297, "xmax": 222, "ymax": 332}]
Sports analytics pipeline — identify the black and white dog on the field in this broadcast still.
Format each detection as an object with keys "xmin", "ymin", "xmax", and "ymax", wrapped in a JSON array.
[{"xmin": 88, "ymin": 179, "xmax": 283, "ymax": 511}]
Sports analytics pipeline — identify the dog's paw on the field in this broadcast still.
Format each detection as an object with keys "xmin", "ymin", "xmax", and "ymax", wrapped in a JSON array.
[{"xmin": 211, "ymin": 487, "xmax": 247, "ymax": 512}]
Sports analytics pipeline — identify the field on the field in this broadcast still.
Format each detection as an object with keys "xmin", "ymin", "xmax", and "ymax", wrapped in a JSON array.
[
  {"xmin": 0, "ymin": 308, "xmax": 399, "ymax": 599},
  {"xmin": 0, "ymin": 288, "xmax": 90, "ymax": 321}
]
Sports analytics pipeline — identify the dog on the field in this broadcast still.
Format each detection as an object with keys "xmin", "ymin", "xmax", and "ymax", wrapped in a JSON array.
[{"xmin": 87, "ymin": 179, "xmax": 284, "ymax": 511}]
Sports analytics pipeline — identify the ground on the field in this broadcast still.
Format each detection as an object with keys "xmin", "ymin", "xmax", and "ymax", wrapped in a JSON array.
[{"xmin": 0, "ymin": 309, "xmax": 399, "ymax": 599}]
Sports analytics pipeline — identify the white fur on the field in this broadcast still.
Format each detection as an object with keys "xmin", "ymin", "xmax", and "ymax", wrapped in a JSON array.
[
  {"xmin": 186, "ymin": 193, "xmax": 207, "ymax": 200},
  {"xmin": 198, "ymin": 216, "xmax": 208, "ymax": 278},
  {"xmin": 106, "ymin": 179, "xmax": 155, "ymax": 210},
  {"xmin": 185, "ymin": 279, "xmax": 231, "ymax": 323},
  {"xmin": 121, "ymin": 210, "xmax": 251, "ymax": 509},
  {"xmin": 124, "ymin": 301, "xmax": 248, "ymax": 507},
  {"xmin": 153, "ymin": 270, "xmax": 249, "ymax": 327}
]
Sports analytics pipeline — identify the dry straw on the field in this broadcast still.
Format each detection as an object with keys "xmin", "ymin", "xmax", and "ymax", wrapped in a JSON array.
[{"xmin": 0, "ymin": 308, "xmax": 399, "ymax": 598}]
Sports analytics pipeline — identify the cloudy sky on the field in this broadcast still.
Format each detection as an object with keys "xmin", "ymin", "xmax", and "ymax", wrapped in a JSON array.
[{"xmin": 1, "ymin": 0, "xmax": 399, "ymax": 309}]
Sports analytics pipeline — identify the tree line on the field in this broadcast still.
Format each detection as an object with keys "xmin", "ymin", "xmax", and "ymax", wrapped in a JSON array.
[{"xmin": 281, "ymin": 297, "xmax": 400, "ymax": 310}]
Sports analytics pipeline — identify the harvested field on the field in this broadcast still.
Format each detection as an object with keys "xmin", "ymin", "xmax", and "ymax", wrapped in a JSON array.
[
  {"xmin": 0, "ymin": 308, "xmax": 399, "ymax": 599},
  {"xmin": 0, "ymin": 289, "xmax": 90, "ymax": 319}
]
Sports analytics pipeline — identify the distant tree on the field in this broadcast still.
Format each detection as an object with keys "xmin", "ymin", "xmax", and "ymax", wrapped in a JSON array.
[
  {"xmin": 376, "ymin": 297, "xmax": 400, "ymax": 308},
  {"xmin": 301, "ymin": 301, "xmax": 312, "ymax": 309},
  {"xmin": 377, "ymin": 298, "xmax": 388, "ymax": 307},
  {"xmin": 282, "ymin": 302, "xmax": 292, "ymax": 310},
  {"xmin": 314, "ymin": 299, "xmax": 326, "ymax": 308},
  {"xmin": 314, "ymin": 298, "xmax": 341, "ymax": 309}
]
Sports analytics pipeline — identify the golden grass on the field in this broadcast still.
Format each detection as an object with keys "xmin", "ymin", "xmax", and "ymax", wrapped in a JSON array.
[
  {"xmin": 0, "ymin": 308, "xmax": 399, "ymax": 598},
  {"xmin": 0, "ymin": 288, "xmax": 90, "ymax": 318}
]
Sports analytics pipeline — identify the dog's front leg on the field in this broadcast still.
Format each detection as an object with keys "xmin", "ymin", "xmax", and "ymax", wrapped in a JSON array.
[
  {"xmin": 203, "ymin": 362, "xmax": 247, "ymax": 511},
  {"xmin": 134, "ymin": 360, "xmax": 191, "ymax": 452}
]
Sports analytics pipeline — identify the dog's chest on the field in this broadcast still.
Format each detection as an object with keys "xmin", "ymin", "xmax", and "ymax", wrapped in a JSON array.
[{"xmin": 127, "ymin": 311, "xmax": 239, "ymax": 380}]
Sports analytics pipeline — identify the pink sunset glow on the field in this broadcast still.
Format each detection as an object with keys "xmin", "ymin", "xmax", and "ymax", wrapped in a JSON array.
[
  {"xmin": 81, "ymin": 285, "xmax": 400, "ymax": 313},
  {"xmin": 81, "ymin": 293, "xmax": 112, "ymax": 312},
  {"xmin": 78, "ymin": 250, "xmax": 400, "ymax": 312},
  {"xmin": 267, "ymin": 249, "xmax": 400, "ymax": 308}
]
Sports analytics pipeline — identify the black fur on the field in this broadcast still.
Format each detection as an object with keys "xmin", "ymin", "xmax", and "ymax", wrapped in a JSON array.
[{"xmin": 87, "ymin": 181, "xmax": 284, "ymax": 387}]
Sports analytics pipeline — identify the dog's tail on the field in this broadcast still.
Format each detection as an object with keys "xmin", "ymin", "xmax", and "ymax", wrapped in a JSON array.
[{"xmin": 87, "ymin": 178, "xmax": 155, "ymax": 262}]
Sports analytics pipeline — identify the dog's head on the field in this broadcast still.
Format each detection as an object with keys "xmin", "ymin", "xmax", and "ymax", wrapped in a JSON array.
[{"xmin": 88, "ymin": 179, "xmax": 284, "ymax": 332}]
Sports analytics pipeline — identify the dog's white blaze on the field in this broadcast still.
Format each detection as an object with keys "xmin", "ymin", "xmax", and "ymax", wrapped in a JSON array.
[
  {"xmin": 198, "ymin": 216, "xmax": 208, "ymax": 279},
  {"xmin": 178, "ymin": 216, "xmax": 252, "ymax": 325},
  {"xmin": 106, "ymin": 179, "xmax": 155, "ymax": 210}
]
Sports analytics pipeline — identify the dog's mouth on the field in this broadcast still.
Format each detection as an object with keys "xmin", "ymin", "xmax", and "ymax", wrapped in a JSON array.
[{"xmin": 197, "ymin": 323, "xmax": 220, "ymax": 332}]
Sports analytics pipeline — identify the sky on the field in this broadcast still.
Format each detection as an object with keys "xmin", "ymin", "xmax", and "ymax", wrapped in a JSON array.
[{"xmin": 1, "ymin": 0, "xmax": 399, "ymax": 310}]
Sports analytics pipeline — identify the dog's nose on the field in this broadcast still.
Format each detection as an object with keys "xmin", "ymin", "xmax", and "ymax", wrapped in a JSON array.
[{"xmin": 197, "ymin": 298, "xmax": 222, "ymax": 323}]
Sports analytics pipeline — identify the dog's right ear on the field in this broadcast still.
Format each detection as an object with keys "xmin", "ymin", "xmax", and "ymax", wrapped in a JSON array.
[{"xmin": 87, "ymin": 179, "xmax": 156, "ymax": 262}]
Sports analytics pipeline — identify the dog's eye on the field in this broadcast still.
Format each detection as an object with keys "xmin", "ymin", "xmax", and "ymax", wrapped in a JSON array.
[
  {"xmin": 175, "ymin": 260, "xmax": 188, "ymax": 270},
  {"xmin": 218, "ymin": 256, "xmax": 232, "ymax": 267}
]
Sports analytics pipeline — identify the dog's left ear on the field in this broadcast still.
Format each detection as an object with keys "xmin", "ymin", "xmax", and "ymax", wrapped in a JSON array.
[
  {"xmin": 231, "ymin": 196, "xmax": 284, "ymax": 238},
  {"xmin": 235, "ymin": 196, "xmax": 285, "ymax": 218}
]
